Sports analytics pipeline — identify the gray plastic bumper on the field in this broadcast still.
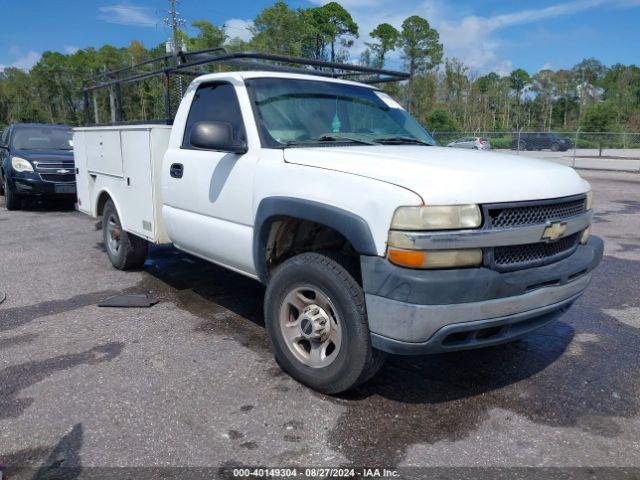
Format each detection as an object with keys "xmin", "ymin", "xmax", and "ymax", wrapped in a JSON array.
[{"xmin": 363, "ymin": 236, "xmax": 603, "ymax": 355}]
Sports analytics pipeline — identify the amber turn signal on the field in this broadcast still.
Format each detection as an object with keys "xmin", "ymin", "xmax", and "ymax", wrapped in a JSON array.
[
  {"xmin": 388, "ymin": 247, "xmax": 483, "ymax": 269},
  {"xmin": 388, "ymin": 248, "xmax": 426, "ymax": 268}
]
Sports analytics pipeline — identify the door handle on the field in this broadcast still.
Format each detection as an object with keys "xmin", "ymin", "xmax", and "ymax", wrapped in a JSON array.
[{"xmin": 170, "ymin": 163, "xmax": 183, "ymax": 179}]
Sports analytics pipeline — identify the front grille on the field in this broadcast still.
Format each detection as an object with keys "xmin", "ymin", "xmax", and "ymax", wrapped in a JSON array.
[
  {"xmin": 34, "ymin": 162, "xmax": 74, "ymax": 171},
  {"xmin": 40, "ymin": 173, "xmax": 75, "ymax": 183},
  {"xmin": 488, "ymin": 197, "xmax": 586, "ymax": 228},
  {"xmin": 493, "ymin": 233, "xmax": 580, "ymax": 270}
]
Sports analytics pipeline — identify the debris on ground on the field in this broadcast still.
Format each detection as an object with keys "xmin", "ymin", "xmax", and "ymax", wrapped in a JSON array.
[{"xmin": 98, "ymin": 294, "xmax": 158, "ymax": 308}]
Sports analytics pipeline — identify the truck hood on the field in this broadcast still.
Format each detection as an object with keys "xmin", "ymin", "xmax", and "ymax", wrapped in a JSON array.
[{"xmin": 283, "ymin": 145, "xmax": 589, "ymax": 205}]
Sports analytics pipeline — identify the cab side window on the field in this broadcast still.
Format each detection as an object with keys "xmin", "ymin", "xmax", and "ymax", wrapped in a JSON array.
[{"xmin": 182, "ymin": 83, "xmax": 246, "ymax": 149}]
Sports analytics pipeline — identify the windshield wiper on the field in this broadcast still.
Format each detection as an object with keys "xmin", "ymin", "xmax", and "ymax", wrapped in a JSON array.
[
  {"xmin": 285, "ymin": 134, "xmax": 375, "ymax": 147},
  {"xmin": 373, "ymin": 136, "xmax": 432, "ymax": 146}
]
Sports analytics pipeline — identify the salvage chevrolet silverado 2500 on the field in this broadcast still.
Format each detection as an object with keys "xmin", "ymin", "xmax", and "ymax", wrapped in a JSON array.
[{"xmin": 74, "ymin": 52, "xmax": 603, "ymax": 393}]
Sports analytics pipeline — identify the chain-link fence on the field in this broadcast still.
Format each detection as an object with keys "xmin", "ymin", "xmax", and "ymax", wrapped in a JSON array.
[
  {"xmin": 431, "ymin": 131, "xmax": 640, "ymax": 171},
  {"xmin": 432, "ymin": 131, "xmax": 640, "ymax": 152}
]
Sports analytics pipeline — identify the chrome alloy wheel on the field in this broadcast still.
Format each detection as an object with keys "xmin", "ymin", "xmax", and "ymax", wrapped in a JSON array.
[
  {"xmin": 279, "ymin": 285, "xmax": 342, "ymax": 368},
  {"xmin": 106, "ymin": 214, "xmax": 122, "ymax": 256}
]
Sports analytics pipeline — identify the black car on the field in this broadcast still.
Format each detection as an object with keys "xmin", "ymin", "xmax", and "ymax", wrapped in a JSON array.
[
  {"xmin": 511, "ymin": 132, "xmax": 574, "ymax": 152},
  {"xmin": 0, "ymin": 123, "xmax": 76, "ymax": 210}
]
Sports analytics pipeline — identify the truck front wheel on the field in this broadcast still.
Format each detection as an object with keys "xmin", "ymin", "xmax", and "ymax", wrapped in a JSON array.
[
  {"xmin": 264, "ymin": 252, "xmax": 385, "ymax": 394},
  {"xmin": 102, "ymin": 200, "xmax": 148, "ymax": 270}
]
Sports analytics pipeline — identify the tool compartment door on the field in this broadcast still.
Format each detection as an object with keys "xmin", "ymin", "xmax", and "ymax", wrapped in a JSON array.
[
  {"xmin": 72, "ymin": 130, "xmax": 92, "ymax": 215},
  {"xmin": 120, "ymin": 129, "xmax": 155, "ymax": 241}
]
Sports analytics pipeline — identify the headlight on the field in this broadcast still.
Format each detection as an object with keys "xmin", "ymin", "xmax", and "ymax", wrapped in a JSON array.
[
  {"xmin": 391, "ymin": 205, "xmax": 482, "ymax": 230},
  {"xmin": 388, "ymin": 247, "xmax": 482, "ymax": 269},
  {"xmin": 11, "ymin": 156, "xmax": 34, "ymax": 173},
  {"xmin": 586, "ymin": 191, "xmax": 594, "ymax": 210}
]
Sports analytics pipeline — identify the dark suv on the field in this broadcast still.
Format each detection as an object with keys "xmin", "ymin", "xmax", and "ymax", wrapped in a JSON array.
[
  {"xmin": 512, "ymin": 132, "xmax": 573, "ymax": 152},
  {"xmin": 0, "ymin": 123, "xmax": 76, "ymax": 210}
]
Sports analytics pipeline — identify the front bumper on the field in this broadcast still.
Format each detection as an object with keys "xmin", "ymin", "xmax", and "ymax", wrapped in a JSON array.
[
  {"xmin": 10, "ymin": 175, "xmax": 76, "ymax": 197},
  {"xmin": 362, "ymin": 236, "xmax": 603, "ymax": 355}
]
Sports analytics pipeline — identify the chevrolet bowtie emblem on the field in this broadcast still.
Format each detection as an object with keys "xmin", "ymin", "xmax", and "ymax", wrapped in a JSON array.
[
  {"xmin": 542, "ymin": 221, "xmax": 567, "ymax": 242},
  {"xmin": 57, "ymin": 169, "xmax": 70, "ymax": 174}
]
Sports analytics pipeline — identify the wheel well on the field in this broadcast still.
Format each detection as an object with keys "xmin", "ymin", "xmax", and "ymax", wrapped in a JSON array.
[
  {"xmin": 265, "ymin": 217, "xmax": 360, "ymax": 281},
  {"xmin": 96, "ymin": 191, "xmax": 112, "ymax": 217}
]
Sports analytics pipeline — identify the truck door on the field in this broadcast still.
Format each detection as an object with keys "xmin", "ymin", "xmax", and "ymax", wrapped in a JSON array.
[{"xmin": 162, "ymin": 81, "xmax": 258, "ymax": 276}]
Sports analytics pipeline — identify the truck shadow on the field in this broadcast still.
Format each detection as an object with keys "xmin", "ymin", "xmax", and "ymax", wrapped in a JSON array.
[
  {"xmin": 141, "ymin": 245, "xmax": 639, "ymax": 467},
  {"xmin": 327, "ymin": 255, "xmax": 640, "ymax": 466},
  {"xmin": 17, "ymin": 197, "xmax": 76, "ymax": 212},
  {"xmin": 2, "ymin": 423, "xmax": 83, "ymax": 479},
  {"xmin": 143, "ymin": 245, "xmax": 269, "ymax": 354},
  {"xmin": 0, "ymin": 343, "xmax": 124, "ymax": 419}
]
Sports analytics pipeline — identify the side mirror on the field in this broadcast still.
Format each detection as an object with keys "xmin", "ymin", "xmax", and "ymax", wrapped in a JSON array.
[{"xmin": 189, "ymin": 121, "xmax": 247, "ymax": 154}]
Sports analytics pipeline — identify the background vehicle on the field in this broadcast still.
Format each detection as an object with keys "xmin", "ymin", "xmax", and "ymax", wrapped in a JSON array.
[
  {"xmin": 74, "ymin": 51, "xmax": 602, "ymax": 394},
  {"xmin": 447, "ymin": 136, "xmax": 491, "ymax": 150},
  {"xmin": 512, "ymin": 132, "xmax": 573, "ymax": 151},
  {"xmin": 0, "ymin": 123, "xmax": 75, "ymax": 210}
]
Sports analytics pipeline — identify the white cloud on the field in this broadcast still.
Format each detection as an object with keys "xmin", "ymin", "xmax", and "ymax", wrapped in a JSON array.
[
  {"xmin": 64, "ymin": 46, "xmax": 80, "ymax": 55},
  {"xmin": 98, "ymin": 4, "xmax": 157, "ymax": 27},
  {"xmin": 0, "ymin": 50, "xmax": 41, "ymax": 72},
  {"xmin": 223, "ymin": 19, "xmax": 254, "ymax": 42},
  {"xmin": 485, "ymin": 0, "xmax": 607, "ymax": 30},
  {"xmin": 437, "ymin": 0, "xmax": 613, "ymax": 73},
  {"xmin": 307, "ymin": 0, "xmax": 639, "ymax": 73}
]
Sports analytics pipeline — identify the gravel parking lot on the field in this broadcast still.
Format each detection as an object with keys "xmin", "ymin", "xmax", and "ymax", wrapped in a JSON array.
[{"xmin": 0, "ymin": 170, "xmax": 639, "ymax": 477}]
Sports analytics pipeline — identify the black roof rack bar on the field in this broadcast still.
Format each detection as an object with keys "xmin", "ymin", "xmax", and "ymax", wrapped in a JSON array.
[
  {"xmin": 84, "ymin": 50, "xmax": 409, "ymax": 90},
  {"xmin": 85, "ymin": 47, "xmax": 228, "ymax": 83},
  {"xmin": 171, "ymin": 51, "xmax": 409, "ymax": 80},
  {"xmin": 82, "ymin": 50, "xmax": 409, "ymax": 125},
  {"xmin": 85, "ymin": 68, "xmax": 169, "ymax": 92}
]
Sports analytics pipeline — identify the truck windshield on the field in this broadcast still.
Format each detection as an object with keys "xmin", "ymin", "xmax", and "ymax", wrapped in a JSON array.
[
  {"xmin": 12, "ymin": 127, "xmax": 73, "ymax": 150},
  {"xmin": 246, "ymin": 78, "xmax": 436, "ymax": 148}
]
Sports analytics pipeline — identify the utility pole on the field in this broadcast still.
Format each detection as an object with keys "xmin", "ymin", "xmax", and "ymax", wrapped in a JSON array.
[
  {"xmin": 164, "ymin": 0, "xmax": 185, "ymax": 62},
  {"xmin": 169, "ymin": 0, "xmax": 179, "ymax": 60},
  {"xmin": 163, "ymin": 0, "xmax": 187, "ymax": 112}
]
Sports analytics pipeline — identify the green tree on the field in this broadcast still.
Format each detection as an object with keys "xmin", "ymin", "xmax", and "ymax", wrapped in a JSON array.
[
  {"xmin": 509, "ymin": 69, "xmax": 530, "ymax": 104},
  {"xmin": 602, "ymin": 64, "xmax": 640, "ymax": 128},
  {"xmin": 573, "ymin": 58, "xmax": 607, "ymax": 121},
  {"xmin": 532, "ymin": 69, "xmax": 555, "ymax": 130},
  {"xmin": 308, "ymin": 2, "xmax": 358, "ymax": 62},
  {"xmin": 367, "ymin": 23, "xmax": 399, "ymax": 68},
  {"xmin": 399, "ymin": 15, "xmax": 442, "ymax": 112},
  {"xmin": 250, "ymin": 1, "xmax": 310, "ymax": 56},
  {"xmin": 581, "ymin": 103, "xmax": 618, "ymax": 132},
  {"xmin": 425, "ymin": 108, "xmax": 461, "ymax": 132},
  {"xmin": 190, "ymin": 20, "xmax": 226, "ymax": 51}
]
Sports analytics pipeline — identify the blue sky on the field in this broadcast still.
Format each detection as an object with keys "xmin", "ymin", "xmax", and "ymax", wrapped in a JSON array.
[{"xmin": 1, "ymin": 0, "xmax": 639, "ymax": 74}]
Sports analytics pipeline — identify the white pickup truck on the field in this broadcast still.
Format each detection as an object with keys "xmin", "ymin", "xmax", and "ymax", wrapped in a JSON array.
[{"xmin": 74, "ymin": 65, "xmax": 603, "ymax": 393}]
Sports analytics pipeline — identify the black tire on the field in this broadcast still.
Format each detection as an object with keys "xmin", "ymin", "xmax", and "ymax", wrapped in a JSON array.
[
  {"xmin": 264, "ymin": 252, "xmax": 385, "ymax": 394},
  {"xmin": 4, "ymin": 177, "xmax": 21, "ymax": 211},
  {"xmin": 102, "ymin": 199, "xmax": 148, "ymax": 270},
  {"xmin": 550, "ymin": 142, "xmax": 560, "ymax": 152}
]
